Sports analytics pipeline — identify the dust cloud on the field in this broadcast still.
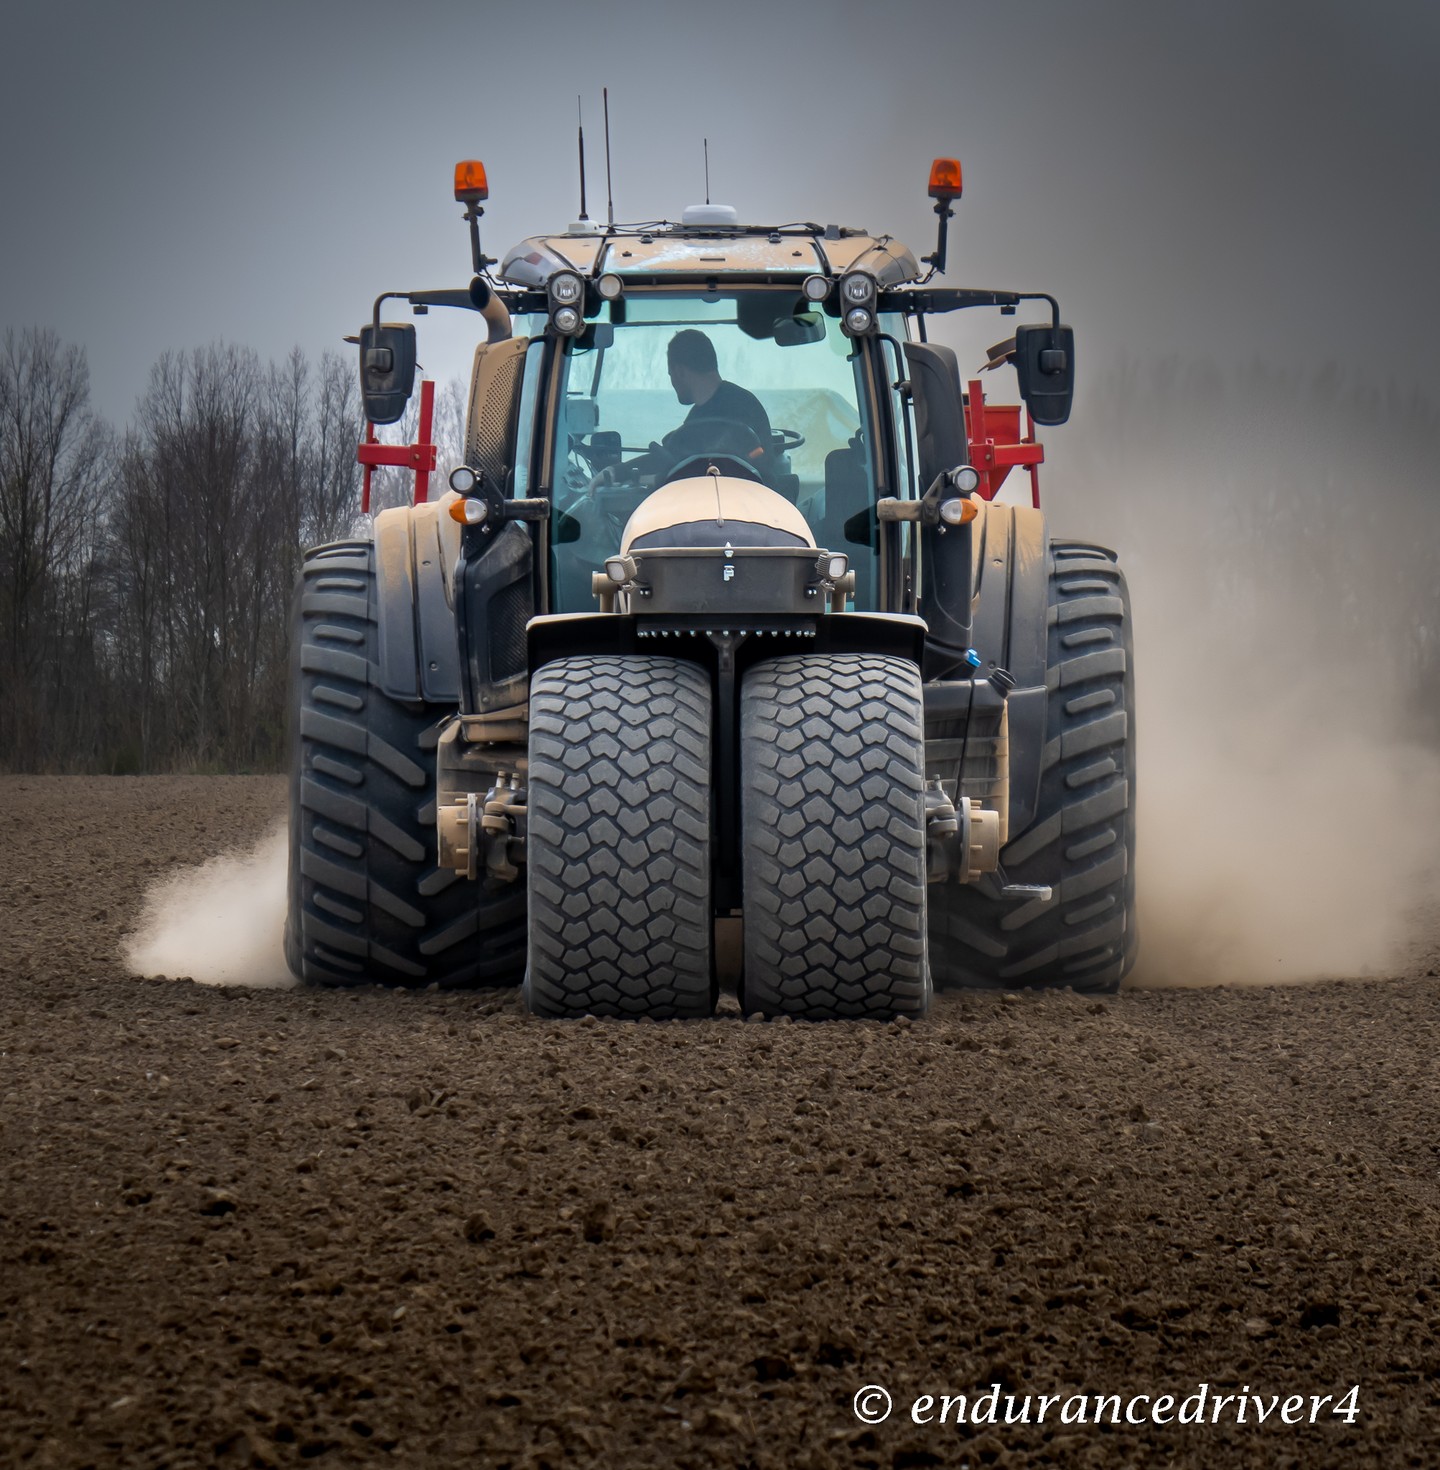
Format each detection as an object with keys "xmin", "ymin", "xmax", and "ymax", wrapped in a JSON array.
[
  {"xmin": 1060, "ymin": 357, "xmax": 1440, "ymax": 985},
  {"xmin": 122, "ymin": 823, "xmax": 294, "ymax": 988}
]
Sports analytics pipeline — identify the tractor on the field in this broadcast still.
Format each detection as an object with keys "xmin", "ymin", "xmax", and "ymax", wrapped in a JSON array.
[{"xmin": 283, "ymin": 155, "xmax": 1136, "ymax": 1018}]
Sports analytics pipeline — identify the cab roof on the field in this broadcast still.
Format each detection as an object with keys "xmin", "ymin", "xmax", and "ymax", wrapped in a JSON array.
[{"xmin": 497, "ymin": 224, "xmax": 921, "ymax": 290}]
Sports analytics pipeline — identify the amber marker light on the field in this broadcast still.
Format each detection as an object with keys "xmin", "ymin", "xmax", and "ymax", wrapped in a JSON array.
[
  {"xmin": 454, "ymin": 159, "xmax": 489, "ymax": 203},
  {"xmin": 449, "ymin": 497, "xmax": 489, "ymax": 526},
  {"xmin": 928, "ymin": 157, "xmax": 963, "ymax": 201},
  {"xmin": 939, "ymin": 496, "xmax": 979, "ymax": 526}
]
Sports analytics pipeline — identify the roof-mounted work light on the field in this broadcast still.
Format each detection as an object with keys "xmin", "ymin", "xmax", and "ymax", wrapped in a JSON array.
[{"xmin": 839, "ymin": 271, "xmax": 878, "ymax": 337}]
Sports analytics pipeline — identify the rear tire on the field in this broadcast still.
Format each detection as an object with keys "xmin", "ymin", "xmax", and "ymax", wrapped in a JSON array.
[
  {"xmin": 524, "ymin": 656, "xmax": 714, "ymax": 1019},
  {"xmin": 928, "ymin": 541, "xmax": 1137, "ymax": 992},
  {"xmin": 739, "ymin": 654, "xmax": 930, "ymax": 1020},
  {"xmin": 284, "ymin": 541, "xmax": 526, "ymax": 988}
]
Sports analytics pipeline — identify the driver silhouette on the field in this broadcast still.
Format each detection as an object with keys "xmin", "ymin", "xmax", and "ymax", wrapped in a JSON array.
[
  {"xmin": 590, "ymin": 330, "xmax": 772, "ymax": 487},
  {"xmin": 665, "ymin": 329, "xmax": 772, "ymax": 448}
]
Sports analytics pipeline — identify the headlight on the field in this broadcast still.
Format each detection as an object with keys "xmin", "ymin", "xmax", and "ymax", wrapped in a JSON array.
[
  {"xmin": 549, "ymin": 271, "xmax": 584, "ymax": 305},
  {"xmin": 802, "ymin": 274, "xmax": 830, "ymax": 302},
  {"xmin": 552, "ymin": 305, "xmax": 582, "ymax": 335},
  {"xmin": 839, "ymin": 272, "xmax": 877, "ymax": 336},
  {"xmin": 596, "ymin": 273, "xmax": 624, "ymax": 301}
]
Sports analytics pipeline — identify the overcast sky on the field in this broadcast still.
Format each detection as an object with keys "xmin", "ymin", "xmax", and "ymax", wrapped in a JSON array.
[{"xmin": 3, "ymin": 0, "xmax": 1438, "ymax": 424}]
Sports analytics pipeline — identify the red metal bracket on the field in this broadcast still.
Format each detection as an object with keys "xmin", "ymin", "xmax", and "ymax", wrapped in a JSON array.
[
  {"xmin": 963, "ymin": 378, "xmax": 1044, "ymax": 508},
  {"xmin": 357, "ymin": 377, "xmax": 438, "ymax": 512}
]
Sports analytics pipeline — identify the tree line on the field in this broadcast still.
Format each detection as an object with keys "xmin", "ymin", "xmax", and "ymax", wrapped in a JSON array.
[
  {"xmin": 0, "ymin": 327, "xmax": 460, "ymax": 773},
  {"xmin": 2, "ymin": 325, "xmax": 1437, "ymax": 773}
]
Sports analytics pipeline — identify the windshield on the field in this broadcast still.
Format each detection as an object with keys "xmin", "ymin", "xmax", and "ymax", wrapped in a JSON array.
[{"xmin": 545, "ymin": 292, "xmax": 898, "ymax": 612}]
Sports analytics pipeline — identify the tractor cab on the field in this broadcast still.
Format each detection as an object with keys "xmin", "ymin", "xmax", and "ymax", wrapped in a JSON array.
[
  {"xmin": 522, "ymin": 285, "xmax": 911, "ymax": 613},
  {"xmin": 357, "ymin": 163, "xmax": 1074, "ymax": 643}
]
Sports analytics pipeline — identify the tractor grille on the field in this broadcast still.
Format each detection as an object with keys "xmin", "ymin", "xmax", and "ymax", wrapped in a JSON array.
[{"xmin": 466, "ymin": 340, "xmax": 526, "ymax": 488}]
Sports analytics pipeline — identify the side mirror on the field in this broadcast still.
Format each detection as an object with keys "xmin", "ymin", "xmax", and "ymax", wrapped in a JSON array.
[
  {"xmin": 359, "ymin": 321, "xmax": 417, "ymax": 425},
  {"xmin": 1013, "ymin": 323, "xmax": 1075, "ymax": 426}
]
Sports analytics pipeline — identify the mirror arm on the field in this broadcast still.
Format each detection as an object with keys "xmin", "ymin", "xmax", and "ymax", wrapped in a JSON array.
[
  {"xmin": 371, "ymin": 291, "xmax": 409, "ymax": 336},
  {"xmin": 880, "ymin": 288, "xmax": 1061, "ymax": 329}
]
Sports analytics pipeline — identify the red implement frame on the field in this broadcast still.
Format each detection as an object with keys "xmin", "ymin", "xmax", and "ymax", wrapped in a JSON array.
[
  {"xmin": 356, "ymin": 377, "xmax": 437, "ymax": 512},
  {"xmin": 964, "ymin": 378, "xmax": 1044, "ymax": 508}
]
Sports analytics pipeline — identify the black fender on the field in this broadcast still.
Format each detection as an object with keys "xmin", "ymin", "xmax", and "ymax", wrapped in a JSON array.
[
  {"xmin": 372, "ymin": 498, "xmax": 463, "ymax": 703},
  {"xmin": 926, "ymin": 498, "xmax": 1050, "ymax": 839}
]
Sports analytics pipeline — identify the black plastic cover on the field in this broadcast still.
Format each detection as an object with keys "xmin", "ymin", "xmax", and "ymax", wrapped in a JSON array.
[
  {"xmin": 902, "ymin": 342, "xmax": 970, "ymax": 491},
  {"xmin": 904, "ymin": 343, "xmax": 976, "ymax": 668},
  {"xmin": 457, "ymin": 521, "xmax": 535, "ymax": 714},
  {"xmin": 632, "ymin": 546, "xmax": 821, "ymax": 615}
]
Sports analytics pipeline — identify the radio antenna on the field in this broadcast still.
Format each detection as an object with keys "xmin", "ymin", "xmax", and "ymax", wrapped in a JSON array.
[
  {"xmin": 603, "ymin": 87, "xmax": 614, "ymax": 227},
  {"xmin": 704, "ymin": 137, "xmax": 710, "ymax": 205},
  {"xmin": 576, "ymin": 97, "xmax": 590, "ymax": 222}
]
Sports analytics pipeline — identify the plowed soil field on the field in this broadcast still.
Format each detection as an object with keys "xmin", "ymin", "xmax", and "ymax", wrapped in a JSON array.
[{"xmin": 2, "ymin": 776, "xmax": 1438, "ymax": 1468}]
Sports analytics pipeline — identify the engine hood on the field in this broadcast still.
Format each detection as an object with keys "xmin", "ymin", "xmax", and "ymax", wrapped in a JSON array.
[{"xmin": 621, "ymin": 476, "xmax": 816, "ymax": 556}]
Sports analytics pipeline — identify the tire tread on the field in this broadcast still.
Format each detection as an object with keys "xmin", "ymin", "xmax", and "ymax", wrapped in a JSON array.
[
  {"xmin": 285, "ymin": 541, "xmax": 526, "ymax": 988},
  {"xmin": 524, "ymin": 656, "xmax": 714, "ymax": 1019},
  {"xmin": 741, "ymin": 654, "xmax": 930, "ymax": 1020}
]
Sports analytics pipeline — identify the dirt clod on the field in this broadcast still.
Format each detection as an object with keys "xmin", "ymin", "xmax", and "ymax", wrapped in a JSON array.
[
  {"xmin": 581, "ymin": 1199, "xmax": 618, "ymax": 1243},
  {"xmin": 464, "ymin": 1212, "xmax": 496, "ymax": 1244}
]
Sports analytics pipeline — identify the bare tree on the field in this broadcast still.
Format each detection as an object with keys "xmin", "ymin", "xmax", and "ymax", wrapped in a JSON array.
[
  {"xmin": 305, "ymin": 349, "xmax": 363, "ymax": 547},
  {"xmin": 0, "ymin": 328, "xmax": 111, "ymax": 760},
  {"xmin": 93, "ymin": 342, "xmax": 380, "ymax": 770}
]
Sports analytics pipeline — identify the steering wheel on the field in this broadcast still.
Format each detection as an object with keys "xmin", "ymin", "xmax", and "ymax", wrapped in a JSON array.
[
  {"xmin": 662, "ymin": 452, "xmax": 765, "ymax": 487},
  {"xmin": 775, "ymin": 427, "xmax": 805, "ymax": 453},
  {"xmin": 657, "ymin": 417, "xmax": 770, "ymax": 484}
]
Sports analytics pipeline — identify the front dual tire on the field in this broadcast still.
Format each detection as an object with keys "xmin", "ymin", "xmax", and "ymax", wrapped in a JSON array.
[
  {"xmin": 738, "ymin": 654, "xmax": 931, "ymax": 1020},
  {"xmin": 523, "ymin": 652, "xmax": 931, "ymax": 1022},
  {"xmin": 524, "ymin": 656, "xmax": 716, "ymax": 1019}
]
